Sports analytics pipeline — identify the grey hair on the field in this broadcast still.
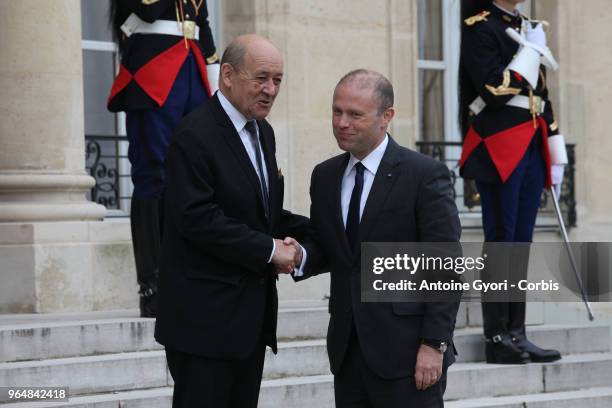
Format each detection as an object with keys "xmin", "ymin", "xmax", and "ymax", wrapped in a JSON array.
[{"xmin": 220, "ymin": 39, "xmax": 248, "ymax": 71}]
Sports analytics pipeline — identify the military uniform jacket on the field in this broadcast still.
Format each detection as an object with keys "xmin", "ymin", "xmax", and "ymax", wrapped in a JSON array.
[
  {"xmin": 107, "ymin": 0, "xmax": 217, "ymax": 112},
  {"xmin": 459, "ymin": 5, "xmax": 559, "ymax": 186}
]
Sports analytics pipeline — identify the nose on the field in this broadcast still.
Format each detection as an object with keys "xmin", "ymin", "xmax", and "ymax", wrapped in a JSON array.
[
  {"xmin": 335, "ymin": 113, "xmax": 350, "ymax": 129},
  {"xmin": 261, "ymin": 78, "xmax": 278, "ymax": 96}
]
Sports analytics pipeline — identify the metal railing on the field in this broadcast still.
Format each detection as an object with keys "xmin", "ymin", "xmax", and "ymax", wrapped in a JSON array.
[
  {"xmin": 416, "ymin": 141, "xmax": 577, "ymax": 229},
  {"xmin": 84, "ymin": 135, "xmax": 577, "ymax": 228},
  {"xmin": 85, "ymin": 135, "xmax": 132, "ymax": 217}
]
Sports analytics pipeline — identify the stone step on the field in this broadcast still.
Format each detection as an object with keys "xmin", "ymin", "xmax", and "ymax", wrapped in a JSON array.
[
  {"xmin": 4, "ymin": 382, "xmax": 612, "ymax": 408},
  {"xmin": 445, "ymin": 353, "xmax": 612, "ymax": 400},
  {"xmin": 2, "ymin": 301, "xmax": 501, "ymax": 363},
  {"xmin": 2, "ymin": 344, "xmax": 611, "ymax": 403},
  {"xmin": 266, "ymin": 324, "xmax": 611, "ymax": 377},
  {"xmin": 452, "ymin": 324, "xmax": 610, "ymax": 363},
  {"xmin": 0, "ymin": 301, "xmax": 329, "ymax": 363},
  {"xmin": 0, "ymin": 351, "xmax": 169, "ymax": 403},
  {"xmin": 445, "ymin": 386, "xmax": 612, "ymax": 408},
  {"xmin": 1, "ymin": 307, "xmax": 607, "ymax": 364},
  {"xmin": 0, "ymin": 375, "xmax": 335, "ymax": 408}
]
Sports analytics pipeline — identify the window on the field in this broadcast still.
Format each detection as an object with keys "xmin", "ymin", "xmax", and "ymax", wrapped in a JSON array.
[
  {"xmin": 416, "ymin": 0, "xmax": 461, "ymax": 143},
  {"xmin": 416, "ymin": 0, "xmax": 465, "ymax": 212},
  {"xmin": 416, "ymin": 0, "xmax": 531, "ymax": 143}
]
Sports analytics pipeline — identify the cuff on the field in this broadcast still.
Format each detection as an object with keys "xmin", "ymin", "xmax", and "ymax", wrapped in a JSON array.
[
  {"xmin": 548, "ymin": 134, "xmax": 569, "ymax": 165},
  {"xmin": 267, "ymin": 238, "xmax": 275, "ymax": 263},
  {"xmin": 507, "ymin": 45, "xmax": 541, "ymax": 89},
  {"xmin": 292, "ymin": 245, "xmax": 307, "ymax": 277}
]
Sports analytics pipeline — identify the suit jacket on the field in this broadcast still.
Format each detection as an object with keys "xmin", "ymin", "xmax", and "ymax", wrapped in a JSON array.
[
  {"xmin": 154, "ymin": 94, "xmax": 308, "ymax": 360},
  {"xmin": 301, "ymin": 138, "xmax": 461, "ymax": 380}
]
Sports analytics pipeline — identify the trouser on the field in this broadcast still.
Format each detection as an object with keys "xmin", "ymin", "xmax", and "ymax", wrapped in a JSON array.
[
  {"xmin": 166, "ymin": 341, "xmax": 267, "ymax": 408},
  {"xmin": 476, "ymin": 133, "xmax": 546, "ymax": 338},
  {"xmin": 334, "ymin": 326, "xmax": 446, "ymax": 408},
  {"xmin": 125, "ymin": 53, "xmax": 207, "ymax": 294}
]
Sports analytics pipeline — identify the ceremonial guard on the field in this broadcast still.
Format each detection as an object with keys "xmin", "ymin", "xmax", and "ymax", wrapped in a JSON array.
[
  {"xmin": 459, "ymin": 0, "xmax": 566, "ymax": 364},
  {"xmin": 108, "ymin": 0, "xmax": 219, "ymax": 317}
]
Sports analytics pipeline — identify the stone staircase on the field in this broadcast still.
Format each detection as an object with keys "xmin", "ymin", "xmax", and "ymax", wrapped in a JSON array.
[{"xmin": 1, "ymin": 301, "xmax": 611, "ymax": 407}]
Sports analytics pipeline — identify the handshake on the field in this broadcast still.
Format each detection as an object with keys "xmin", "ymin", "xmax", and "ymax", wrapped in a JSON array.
[{"xmin": 271, "ymin": 237, "xmax": 303, "ymax": 274}]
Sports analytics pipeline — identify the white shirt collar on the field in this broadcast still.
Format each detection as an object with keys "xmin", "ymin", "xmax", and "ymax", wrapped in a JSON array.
[
  {"xmin": 345, "ymin": 134, "xmax": 389, "ymax": 177},
  {"xmin": 217, "ymin": 90, "xmax": 250, "ymax": 134}
]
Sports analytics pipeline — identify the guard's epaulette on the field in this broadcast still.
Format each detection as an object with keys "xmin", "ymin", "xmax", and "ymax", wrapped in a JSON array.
[{"xmin": 464, "ymin": 11, "xmax": 491, "ymax": 26}]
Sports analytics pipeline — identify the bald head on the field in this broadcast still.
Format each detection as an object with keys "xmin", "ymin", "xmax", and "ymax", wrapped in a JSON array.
[
  {"xmin": 220, "ymin": 34, "xmax": 282, "ymax": 72},
  {"xmin": 219, "ymin": 34, "xmax": 284, "ymax": 120},
  {"xmin": 335, "ymin": 69, "xmax": 394, "ymax": 114}
]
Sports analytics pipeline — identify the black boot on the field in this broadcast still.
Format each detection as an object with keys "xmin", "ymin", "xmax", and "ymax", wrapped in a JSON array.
[
  {"xmin": 485, "ymin": 334, "xmax": 530, "ymax": 364},
  {"xmin": 512, "ymin": 335, "xmax": 561, "ymax": 363},
  {"xmin": 131, "ymin": 197, "xmax": 162, "ymax": 318}
]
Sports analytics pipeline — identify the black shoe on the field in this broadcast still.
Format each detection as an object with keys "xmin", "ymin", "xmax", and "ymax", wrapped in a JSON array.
[
  {"xmin": 139, "ymin": 287, "xmax": 157, "ymax": 318},
  {"xmin": 512, "ymin": 336, "xmax": 561, "ymax": 363},
  {"xmin": 485, "ymin": 334, "xmax": 530, "ymax": 364}
]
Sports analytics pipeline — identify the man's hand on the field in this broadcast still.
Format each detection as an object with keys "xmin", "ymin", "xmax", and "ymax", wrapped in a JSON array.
[
  {"xmin": 271, "ymin": 238, "xmax": 302, "ymax": 274},
  {"xmin": 414, "ymin": 344, "xmax": 443, "ymax": 391},
  {"xmin": 283, "ymin": 236, "xmax": 303, "ymax": 266}
]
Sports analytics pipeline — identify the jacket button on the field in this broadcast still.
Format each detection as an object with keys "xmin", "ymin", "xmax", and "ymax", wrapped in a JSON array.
[{"xmin": 259, "ymin": 278, "xmax": 265, "ymax": 285}]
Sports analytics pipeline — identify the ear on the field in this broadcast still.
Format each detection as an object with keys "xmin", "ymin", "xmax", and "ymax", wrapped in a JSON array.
[
  {"xmin": 220, "ymin": 63, "xmax": 233, "ymax": 89},
  {"xmin": 382, "ymin": 107, "xmax": 395, "ymax": 127}
]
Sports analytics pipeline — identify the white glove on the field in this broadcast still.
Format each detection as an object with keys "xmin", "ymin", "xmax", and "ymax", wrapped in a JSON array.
[
  {"xmin": 551, "ymin": 164, "xmax": 565, "ymax": 197},
  {"xmin": 526, "ymin": 23, "xmax": 547, "ymax": 49},
  {"xmin": 506, "ymin": 27, "xmax": 559, "ymax": 72}
]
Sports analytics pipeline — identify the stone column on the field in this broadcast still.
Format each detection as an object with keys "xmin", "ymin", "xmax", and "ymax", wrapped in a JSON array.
[
  {"xmin": 0, "ymin": 0, "xmax": 129, "ymax": 313},
  {"xmin": 537, "ymin": 0, "xmax": 612, "ymax": 239},
  {"xmin": 0, "ymin": 0, "xmax": 105, "ymax": 222},
  {"xmin": 533, "ymin": 0, "xmax": 612, "ymax": 327}
]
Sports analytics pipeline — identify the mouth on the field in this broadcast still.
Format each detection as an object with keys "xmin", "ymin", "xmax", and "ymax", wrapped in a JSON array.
[
  {"xmin": 336, "ymin": 131, "xmax": 354, "ymax": 140},
  {"xmin": 257, "ymin": 100, "xmax": 272, "ymax": 108}
]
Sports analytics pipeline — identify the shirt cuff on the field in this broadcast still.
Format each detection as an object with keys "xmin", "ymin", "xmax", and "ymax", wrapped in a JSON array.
[
  {"xmin": 267, "ymin": 239, "xmax": 275, "ymax": 263},
  {"xmin": 292, "ymin": 245, "xmax": 307, "ymax": 277}
]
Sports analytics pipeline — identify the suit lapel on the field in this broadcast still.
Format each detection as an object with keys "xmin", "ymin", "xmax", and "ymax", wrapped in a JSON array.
[
  {"xmin": 211, "ymin": 95, "xmax": 268, "ymax": 221},
  {"xmin": 353, "ymin": 138, "xmax": 402, "ymax": 263},
  {"xmin": 259, "ymin": 121, "xmax": 277, "ymax": 228},
  {"xmin": 330, "ymin": 153, "xmax": 353, "ymax": 263}
]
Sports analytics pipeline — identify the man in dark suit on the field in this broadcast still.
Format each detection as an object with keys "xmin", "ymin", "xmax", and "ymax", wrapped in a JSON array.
[
  {"xmin": 292, "ymin": 70, "xmax": 461, "ymax": 407},
  {"xmin": 154, "ymin": 34, "xmax": 308, "ymax": 408}
]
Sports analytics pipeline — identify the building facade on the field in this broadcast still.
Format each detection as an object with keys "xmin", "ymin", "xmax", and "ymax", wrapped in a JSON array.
[{"xmin": 1, "ymin": 0, "xmax": 610, "ymax": 318}]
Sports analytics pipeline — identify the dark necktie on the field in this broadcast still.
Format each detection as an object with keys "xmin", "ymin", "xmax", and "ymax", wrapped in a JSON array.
[
  {"xmin": 345, "ymin": 162, "xmax": 364, "ymax": 252},
  {"xmin": 244, "ymin": 120, "xmax": 270, "ymax": 220}
]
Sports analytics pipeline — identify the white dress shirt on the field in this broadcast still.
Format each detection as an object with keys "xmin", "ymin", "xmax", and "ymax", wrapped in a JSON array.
[
  {"xmin": 341, "ymin": 135, "xmax": 389, "ymax": 226},
  {"xmin": 217, "ymin": 90, "xmax": 269, "ymax": 191},
  {"xmin": 294, "ymin": 135, "xmax": 389, "ymax": 278},
  {"xmin": 217, "ymin": 90, "xmax": 274, "ymax": 262}
]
